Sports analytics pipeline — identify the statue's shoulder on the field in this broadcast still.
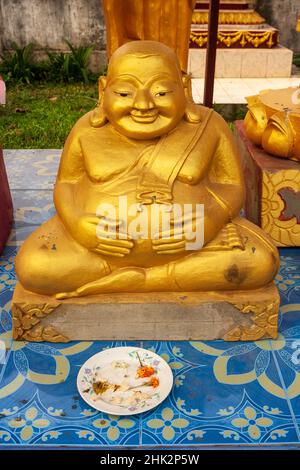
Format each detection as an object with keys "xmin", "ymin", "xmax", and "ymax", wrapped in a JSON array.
[
  {"xmin": 66, "ymin": 111, "xmax": 95, "ymax": 141},
  {"xmin": 185, "ymin": 103, "xmax": 228, "ymax": 139},
  {"xmin": 185, "ymin": 102, "xmax": 225, "ymax": 128},
  {"xmin": 72, "ymin": 109, "xmax": 111, "ymax": 137}
]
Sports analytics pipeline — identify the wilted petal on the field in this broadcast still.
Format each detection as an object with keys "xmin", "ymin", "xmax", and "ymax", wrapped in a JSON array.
[
  {"xmin": 147, "ymin": 419, "xmax": 164, "ymax": 429},
  {"xmin": 162, "ymin": 407, "xmax": 174, "ymax": 421},
  {"xmin": 231, "ymin": 418, "xmax": 249, "ymax": 428},
  {"xmin": 32, "ymin": 419, "xmax": 50, "ymax": 429},
  {"xmin": 244, "ymin": 407, "xmax": 256, "ymax": 421},
  {"xmin": 107, "ymin": 426, "xmax": 120, "ymax": 441},
  {"xmin": 248, "ymin": 424, "xmax": 261, "ymax": 440},
  {"xmin": 20, "ymin": 425, "xmax": 33, "ymax": 441},
  {"xmin": 162, "ymin": 426, "xmax": 175, "ymax": 441},
  {"xmin": 25, "ymin": 407, "xmax": 38, "ymax": 421},
  {"xmin": 118, "ymin": 419, "xmax": 135, "ymax": 429},
  {"xmin": 8, "ymin": 418, "xmax": 26, "ymax": 429},
  {"xmin": 172, "ymin": 418, "xmax": 189, "ymax": 429},
  {"xmin": 256, "ymin": 417, "xmax": 273, "ymax": 428}
]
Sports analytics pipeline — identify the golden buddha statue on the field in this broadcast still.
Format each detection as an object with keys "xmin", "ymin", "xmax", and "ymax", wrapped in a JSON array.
[
  {"xmin": 244, "ymin": 88, "xmax": 300, "ymax": 162},
  {"xmin": 15, "ymin": 40, "xmax": 279, "ymax": 301}
]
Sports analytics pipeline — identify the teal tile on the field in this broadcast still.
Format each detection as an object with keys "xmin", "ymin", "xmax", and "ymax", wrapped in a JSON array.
[
  {"xmin": 11, "ymin": 190, "xmax": 55, "ymax": 227},
  {"xmin": 0, "ymin": 341, "xmax": 141, "ymax": 447},
  {"xmin": 141, "ymin": 341, "xmax": 299, "ymax": 446}
]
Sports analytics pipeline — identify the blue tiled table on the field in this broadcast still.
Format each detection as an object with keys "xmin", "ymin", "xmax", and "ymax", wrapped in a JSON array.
[{"xmin": 1, "ymin": 150, "xmax": 300, "ymax": 449}]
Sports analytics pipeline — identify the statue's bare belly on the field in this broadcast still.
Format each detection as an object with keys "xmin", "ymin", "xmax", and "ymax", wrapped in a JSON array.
[{"xmin": 74, "ymin": 174, "xmax": 209, "ymax": 267}]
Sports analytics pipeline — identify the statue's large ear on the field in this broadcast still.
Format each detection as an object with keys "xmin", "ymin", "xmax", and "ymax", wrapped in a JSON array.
[
  {"xmin": 182, "ymin": 72, "xmax": 203, "ymax": 124},
  {"xmin": 182, "ymin": 73, "xmax": 193, "ymax": 101},
  {"xmin": 90, "ymin": 75, "xmax": 108, "ymax": 128},
  {"xmin": 99, "ymin": 75, "xmax": 108, "ymax": 97}
]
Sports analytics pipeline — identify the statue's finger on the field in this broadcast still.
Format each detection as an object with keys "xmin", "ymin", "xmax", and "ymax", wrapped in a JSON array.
[
  {"xmin": 153, "ymin": 227, "xmax": 185, "ymax": 239},
  {"xmin": 156, "ymin": 247, "xmax": 186, "ymax": 255},
  {"xmin": 152, "ymin": 240, "xmax": 186, "ymax": 251},
  {"xmin": 96, "ymin": 230, "xmax": 134, "ymax": 242},
  {"xmin": 92, "ymin": 248, "xmax": 125, "ymax": 258},
  {"xmin": 152, "ymin": 237, "xmax": 185, "ymax": 245},
  {"xmin": 97, "ymin": 243, "xmax": 130, "ymax": 255},
  {"xmin": 86, "ymin": 216, "xmax": 103, "ymax": 225},
  {"xmin": 96, "ymin": 237, "xmax": 134, "ymax": 248}
]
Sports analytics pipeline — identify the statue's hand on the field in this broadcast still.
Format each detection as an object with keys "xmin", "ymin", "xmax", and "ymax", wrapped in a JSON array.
[
  {"xmin": 73, "ymin": 215, "xmax": 134, "ymax": 257},
  {"xmin": 152, "ymin": 211, "xmax": 202, "ymax": 255},
  {"xmin": 152, "ymin": 231, "xmax": 187, "ymax": 255}
]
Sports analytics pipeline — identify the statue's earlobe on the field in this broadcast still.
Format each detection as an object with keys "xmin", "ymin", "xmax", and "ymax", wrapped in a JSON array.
[{"xmin": 90, "ymin": 75, "xmax": 108, "ymax": 128}]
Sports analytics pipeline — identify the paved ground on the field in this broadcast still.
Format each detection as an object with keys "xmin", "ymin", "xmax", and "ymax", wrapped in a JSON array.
[{"xmin": 192, "ymin": 77, "xmax": 300, "ymax": 104}]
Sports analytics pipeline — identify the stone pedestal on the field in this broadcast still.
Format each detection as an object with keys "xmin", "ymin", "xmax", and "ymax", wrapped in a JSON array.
[
  {"xmin": 0, "ymin": 149, "xmax": 13, "ymax": 254},
  {"xmin": 12, "ymin": 282, "xmax": 280, "ymax": 343},
  {"xmin": 235, "ymin": 120, "xmax": 300, "ymax": 247}
]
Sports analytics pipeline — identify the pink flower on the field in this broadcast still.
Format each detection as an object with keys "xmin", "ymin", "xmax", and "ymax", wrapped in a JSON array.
[{"xmin": 0, "ymin": 76, "xmax": 6, "ymax": 105}]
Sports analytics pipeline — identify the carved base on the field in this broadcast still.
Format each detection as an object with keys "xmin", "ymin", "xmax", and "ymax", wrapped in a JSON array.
[{"xmin": 12, "ymin": 283, "xmax": 280, "ymax": 342}]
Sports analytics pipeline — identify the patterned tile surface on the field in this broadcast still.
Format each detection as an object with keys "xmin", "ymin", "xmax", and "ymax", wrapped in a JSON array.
[
  {"xmin": 3, "ymin": 149, "xmax": 60, "ymax": 190},
  {"xmin": 0, "ymin": 150, "xmax": 300, "ymax": 448}
]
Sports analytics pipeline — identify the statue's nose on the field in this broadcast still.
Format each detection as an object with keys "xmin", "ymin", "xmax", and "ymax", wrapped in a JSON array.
[{"xmin": 133, "ymin": 89, "xmax": 155, "ymax": 110}]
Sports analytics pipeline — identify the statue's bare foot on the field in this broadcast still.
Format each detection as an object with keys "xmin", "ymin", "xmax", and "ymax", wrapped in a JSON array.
[
  {"xmin": 55, "ymin": 268, "xmax": 146, "ymax": 299},
  {"xmin": 56, "ymin": 291, "xmax": 79, "ymax": 300}
]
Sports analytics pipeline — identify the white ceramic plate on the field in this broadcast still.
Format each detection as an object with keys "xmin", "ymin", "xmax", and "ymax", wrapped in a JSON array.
[{"xmin": 77, "ymin": 346, "xmax": 173, "ymax": 416}]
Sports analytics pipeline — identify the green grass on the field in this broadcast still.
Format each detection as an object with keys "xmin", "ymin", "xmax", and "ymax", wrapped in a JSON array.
[
  {"xmin": 294, "ymin": 52, "xmax": 300, "ymax": 68},
  {"xmin": 0, "ymin": 83, "xmax": 98, "ymax": 148},
  {"xmin": 0, "ymin": 82, "xmax": 245, "ymax": 149}
]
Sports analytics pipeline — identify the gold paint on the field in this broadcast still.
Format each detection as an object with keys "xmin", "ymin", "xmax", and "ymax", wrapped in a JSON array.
[
  {"xmin": 223, "ymin": 297, "xmax": 280, "ymax": 341},
  {"xmin": 14, "ymin": 40, "xmax": 279, "ymax": 339},
  {"xmin": 190, "ymin": 30, "xmax": 276, "ymax": 48},
  {"xmin": 192, "ymin": 10, "xmax": 265, "ymax": 25},
  {"xmin": 244, "ymin": 88, "xmax": 300, "ymax": 162}
]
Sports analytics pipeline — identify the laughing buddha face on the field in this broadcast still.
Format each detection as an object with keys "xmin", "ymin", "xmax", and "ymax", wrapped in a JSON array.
[{"xmin": 100, "ymin": 41, "xmax": 187, "ymax": 140}]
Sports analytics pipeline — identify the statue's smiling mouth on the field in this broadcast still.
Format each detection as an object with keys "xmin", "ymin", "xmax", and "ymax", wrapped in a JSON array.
[{"xmin": 130, "ymin": 110, "xmax": 158, "ymax": 123}]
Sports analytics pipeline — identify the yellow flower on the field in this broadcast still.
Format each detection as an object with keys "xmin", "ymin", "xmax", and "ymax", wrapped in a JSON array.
[
  {"xmin": 147, "ymin": 407, "xmax": 189, "ymax": 441},
  {"xmin": 92, "ymin": 415, "xmax": 135, "ymax": 442},
  {"xmin": 231, "ymin": 406, "xmax": 273, "ymax": 440},
  {"xmin": 8, "ymin": 407, "xmax": 50, "ymax": 442}
]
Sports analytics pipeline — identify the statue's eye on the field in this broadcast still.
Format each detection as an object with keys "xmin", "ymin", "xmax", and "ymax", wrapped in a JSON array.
[
  {"xmin": 114, "ymin": 91, "xmax": 130, "ymax": 97},
  {"xmin": 156, "ymin": 91, "xmax": 167, "ymax": 97}
]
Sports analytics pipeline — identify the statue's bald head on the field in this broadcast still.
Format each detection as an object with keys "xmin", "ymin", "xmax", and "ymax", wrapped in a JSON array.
[
  {"xmin": 107, "ymin": 40, "xmax": 183, "ymax": 82},
  {"xmin": 96, "ymin": 40, "xmax": 198, "ymax": 139}
]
